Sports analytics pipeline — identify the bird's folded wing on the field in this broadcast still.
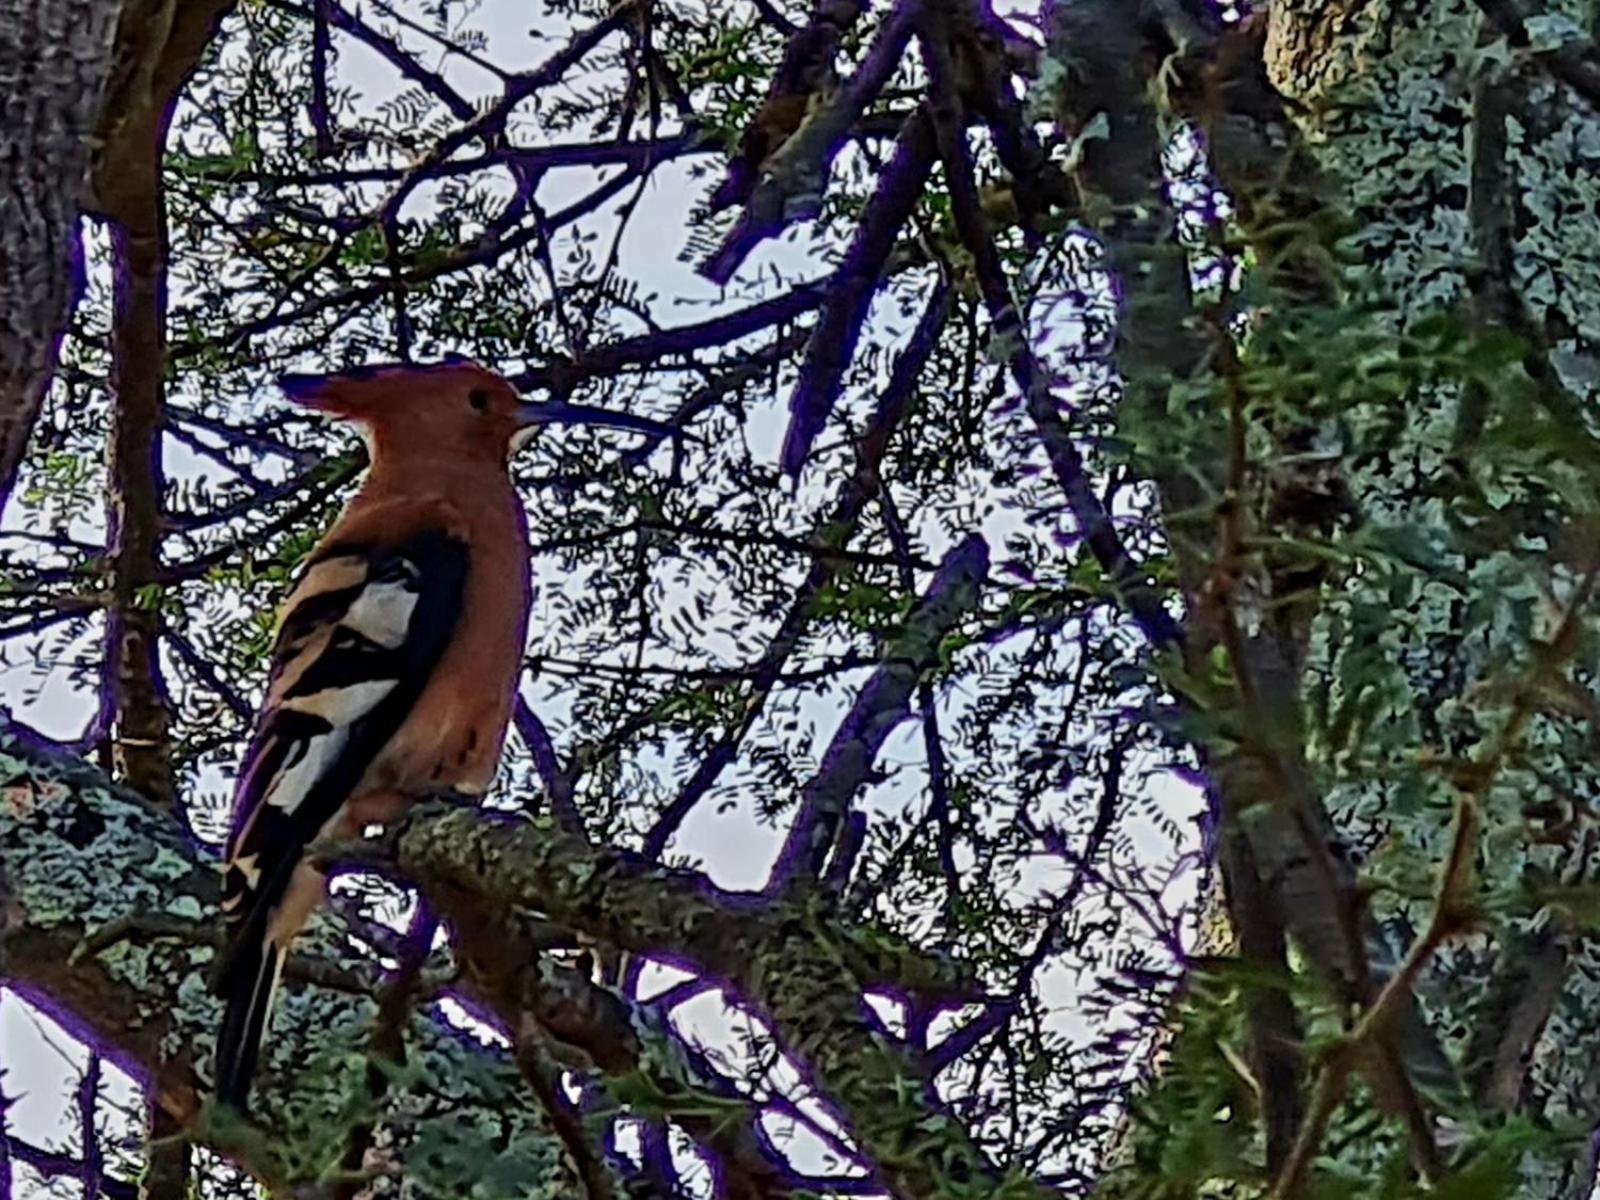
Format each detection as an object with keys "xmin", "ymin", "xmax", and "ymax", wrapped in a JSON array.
[{"xmin": 215, "ymin": 527, "xmax": 468, "ymax": 987}]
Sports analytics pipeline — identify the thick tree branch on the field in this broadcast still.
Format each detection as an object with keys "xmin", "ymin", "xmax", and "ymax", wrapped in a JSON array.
[
  {"xmin": 1475, "ymin": 0, "xmax": 1600, "ymax": 112},
  {"xmin": 0, "ymin": 718, "xmax": 985, "ymax": 1197},
  {"xmin": 394, "ymin": 800, "xmax": 1038, "ymax": 1200},
  {"xmin": 702, "ymin": 0, "xmax": 920, "ymax": 284},
  {"xmin": 0, "ymin": 729, "xmax": 695, "ymax": 1193},
  {"xmin": 710, "ymin": 0, "xmax": 866, "ymax": 213},
  {"xmin": 780, "ymin": 109, "xmax": 936, "ymax": 477}
]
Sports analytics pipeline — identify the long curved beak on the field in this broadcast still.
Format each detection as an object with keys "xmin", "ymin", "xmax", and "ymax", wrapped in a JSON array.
[{"xmin": 512, "ymin": 399, "xmax": 690, "ymax": 441}]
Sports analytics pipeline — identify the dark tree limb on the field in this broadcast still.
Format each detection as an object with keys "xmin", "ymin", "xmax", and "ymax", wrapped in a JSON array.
[
  {"xmin": 511, "ymin": 1030, "xmax": 622, "ymax": 1200},
  {"xmin": 516, "ymin": 281, "xmax": 830, "ymax": 398},
  {"xmin": 310, "ymin": 0, "xmax": 335, "ymax": 156},
  {"xmin": 709, "ymin": 0, "xmax": 867, "ymax": 213},
  {"xmin": 86, "ymin": 9, "xmax": 237, "ymax": 1193},
  {"xmin": 104, "ymin": 157, "xmax": 175, "ymax": 811},
  {"xmin": 920, "ymin": 19, "xmax": 1181, "ymax": 651},
  {"xmin": 780, "ymin": 109, "xmax": 937, "ymax": 477},
  {"xmin": 767, "ymin": 534, "xmax": 988, "ymax": 893},
  {"xmin": 319, "ymin": 0, "xmax": 476, "ymax": 123},
  {"xmin": 0, "ymin": 1117, "xmax": 137, "ymax": 1200},
  {"xmin": 1475, "ymin": 0, "xmax": 1600, "ymax": 113},
  {"xmin": 702, "ymin": 0, "xmax": 921, "ymax": 284}
]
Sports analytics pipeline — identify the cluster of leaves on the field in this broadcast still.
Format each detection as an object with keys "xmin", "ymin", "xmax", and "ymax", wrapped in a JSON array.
[{"xmin": 1093, "ymin": 6, "xmax": 1600, "ymax": 1185}]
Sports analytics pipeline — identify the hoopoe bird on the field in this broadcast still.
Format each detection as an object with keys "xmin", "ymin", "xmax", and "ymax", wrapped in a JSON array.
[{"xmin": 213, "ymin": 359, "xmax": 673, "ymax": 1108}]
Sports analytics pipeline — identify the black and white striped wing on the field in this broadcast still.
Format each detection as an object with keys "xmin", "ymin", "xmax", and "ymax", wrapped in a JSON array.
[{"xmin": 216, "ymin": 528, "xmax": 468, "ymax": 977}]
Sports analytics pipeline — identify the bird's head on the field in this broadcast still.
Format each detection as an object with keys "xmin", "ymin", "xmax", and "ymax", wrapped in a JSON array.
[{"xmin": 280, "ymin": 358, "xmax": 682, "ymax": 465}]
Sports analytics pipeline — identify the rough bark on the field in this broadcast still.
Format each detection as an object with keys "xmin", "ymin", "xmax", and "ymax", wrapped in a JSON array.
[
  {"xmin": 88, "ymin": 8, "xmax": 237, "ymax": 1191},
  {"xmin": 0, "ymin": 0, "xmax": 126, "ymax": 504},
  {"xmin": 1036, "ymin": 0, "xmax": 1351, "ymax": 1170}
]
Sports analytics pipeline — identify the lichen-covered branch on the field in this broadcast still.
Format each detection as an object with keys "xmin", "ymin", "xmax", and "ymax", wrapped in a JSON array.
[
  {"xmin": 0, "ymin": 710, "xmax": 992, "ymax": 1197},
  {"xmin": 0, "ymin": 732, "xmax": 732, "ymax": 1192},
  {"xmin": 0, "ymin": 725, "xmax": 569, "ymax": 1194},
  {"xmin": 395, "ymin": 799, "xmax": 1044, "ymax": 1200}
]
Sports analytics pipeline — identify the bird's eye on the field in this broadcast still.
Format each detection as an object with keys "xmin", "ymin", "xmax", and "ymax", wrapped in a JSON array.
[{"xmin": 468, "ymin": 389, "xmax": 490, "ymax": 412}]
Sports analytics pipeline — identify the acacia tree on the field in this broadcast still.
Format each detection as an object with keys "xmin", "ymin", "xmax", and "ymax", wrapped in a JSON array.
[{"xmin": 4, "ymin": 0, "xmax": 1600, "ymax": 1196}]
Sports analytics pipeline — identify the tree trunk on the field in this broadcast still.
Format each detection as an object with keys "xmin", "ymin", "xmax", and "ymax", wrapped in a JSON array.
[
  {"xmin": 1068, "ymin": 1, "xmax": 1600, "ymax": 1192},
  {"xmin": 0, "ymin": 0, "xmax": 126, "ymax": 503}
]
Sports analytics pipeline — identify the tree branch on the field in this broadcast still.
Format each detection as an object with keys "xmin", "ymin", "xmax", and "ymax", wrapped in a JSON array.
[
  {"xmin": 702, "ymin": 0, "xmax": 920, "ymax": 284},
  {"xmin": 394, "ymin": 797, "xmax": 1036, "ymax": 1200},
  {"xmin": 780, "ymin": 109, "xmax": 936, "ymax": 477},
  {"xmin": 1475, "ymin": 0, "xmax": 1600, "ymax": 112},
  {"xmin": 767, "ymin": 533, "xmax": 988, "ymax": 893}
]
